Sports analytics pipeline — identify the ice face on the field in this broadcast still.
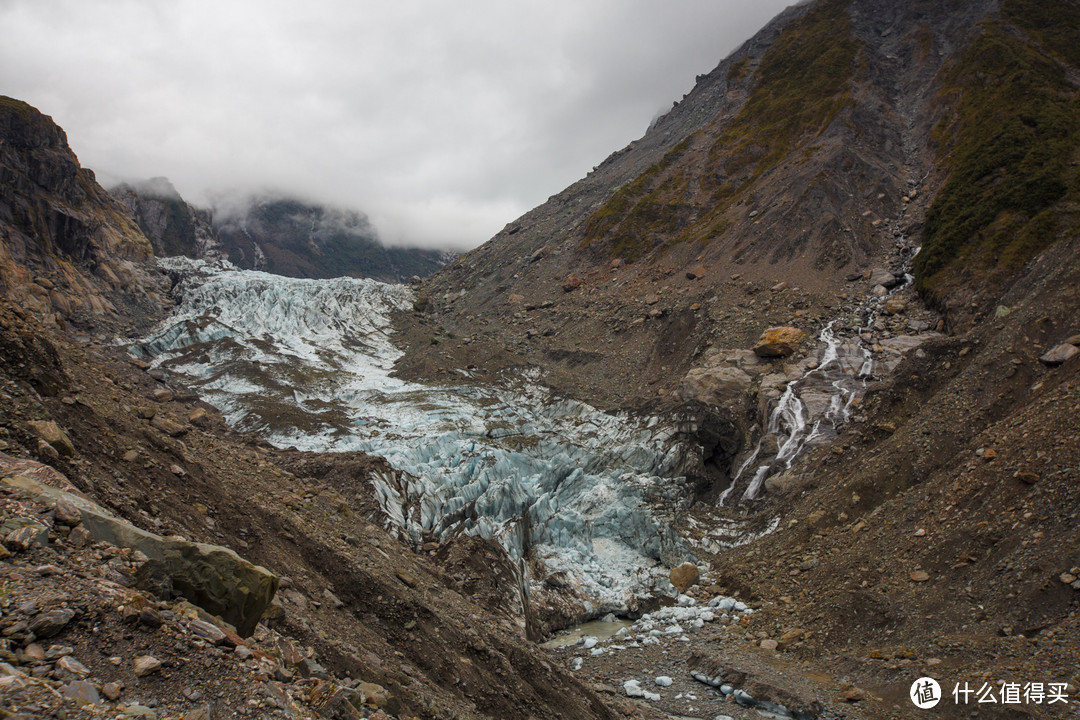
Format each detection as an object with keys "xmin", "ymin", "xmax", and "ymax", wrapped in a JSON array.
[{"xmin": 131, "ymin": 258, "xmax": 694, "ymax": 613}]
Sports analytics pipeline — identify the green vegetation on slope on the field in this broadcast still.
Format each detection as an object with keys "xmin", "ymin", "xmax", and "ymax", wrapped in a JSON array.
[
  {"xmin": 1001, "ymin": 0, "xmax": 1080, "ymax": 68},
  {"xmin": 581, "ymin": 0, "xmax": 857, "ymax": 261},
  {"xmin": 0, "ymin": 96, "xmax": 35, "ymax": 121},
  {"xmin": 914, "ymin": 1, "xmax": 1080, "ymax": 294},
  {"xmin": 703, "ymin": 0, "xmax": 856, "ymax": 196},
  {"xmin": 579, "ymin": 139, "xmax": 693, "ymax": 261}
]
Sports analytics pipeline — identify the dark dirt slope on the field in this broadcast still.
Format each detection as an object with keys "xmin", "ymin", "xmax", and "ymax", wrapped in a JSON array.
[
  {"xmin": 402, "ymin": 0, "xmax": 998, "ymax": 407},
  {"xmin": 0, "ymin": 297, "xmax": 634, "ymax": 720}
]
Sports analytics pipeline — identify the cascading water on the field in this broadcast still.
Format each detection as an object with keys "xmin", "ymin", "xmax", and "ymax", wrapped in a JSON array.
[
  {"xmin": 722, "ymin": 244, "xmax": 925, "ymax": 506},
  {"xmin": 732, "ymin": 320, "xmax": 863, "ymax": 503}
]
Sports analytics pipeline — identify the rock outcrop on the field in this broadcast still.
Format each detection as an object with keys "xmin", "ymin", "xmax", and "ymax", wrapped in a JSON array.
[
  {"xmin": 111, "ymin": 177, "xmax": 219, "ymax": 260},
  {"xmin": 752, "ymin": 327, "xmax": 807, "ymax": 358},
  {"xmin": 3, "ymin": 474, "xmax": 278, "ymax": 637},
  {"xmin": 677, "ymin": 366, "xmax": 754, "ymax": 414},
  {"xmin": 0, "ymin": 96, "xmax": 166, "ymax": 330}
]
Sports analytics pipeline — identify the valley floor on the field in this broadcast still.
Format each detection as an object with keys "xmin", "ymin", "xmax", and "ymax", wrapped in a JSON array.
[{"xmin": 2, "ymin": 236, "xmax": 1079, "ymax": 720}]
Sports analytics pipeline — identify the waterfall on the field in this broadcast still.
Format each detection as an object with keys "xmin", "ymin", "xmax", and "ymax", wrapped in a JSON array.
[
  {"xmin": 726, "ymin": 246, "xmax": 925, "ymax": 505},
  {"xmin": 726, "ymin": 321, "xmax": 868, "ymax": 504}
]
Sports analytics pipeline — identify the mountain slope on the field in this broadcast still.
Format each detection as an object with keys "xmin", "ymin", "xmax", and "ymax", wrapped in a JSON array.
[
  {"xmin": 913, "ymin": 0, "xmax": 1080, "ymax": 325},
  {"xmin": 114, "ymin": 182, "xmax": 454, "ymax": 283},
  {"xmin": 407, "ymin": 0, "xmax": 1010, "ymax": 407},
  {"xmin": 112, "ymin": 177, "xmax": 218, "ymax": 260},
  {"xmin": 396, "ymin": 1, "xmax": 1080, "ymax": 715},
  {"xmin": 0, "ymin": 96, "xmax": 167, "ymax": 332},
  {"xmin": 213, "ymin": 196, "xmax": 451, "ymax": 282}
]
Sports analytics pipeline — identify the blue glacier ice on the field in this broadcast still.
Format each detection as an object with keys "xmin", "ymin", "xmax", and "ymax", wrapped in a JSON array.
[{"xmin": 131, "ymin": 258, "xmax": 697, "ymax": 614}]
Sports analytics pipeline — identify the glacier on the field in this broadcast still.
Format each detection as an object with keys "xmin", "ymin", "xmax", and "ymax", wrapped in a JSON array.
[{"xmin": 130, "ymin": 258, "xmax": 698, "ymax": 614}]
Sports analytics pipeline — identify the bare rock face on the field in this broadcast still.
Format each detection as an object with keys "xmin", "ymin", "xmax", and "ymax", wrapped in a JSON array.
[
  {"xmin": 111, "ymin": 177, "xmax": 218, "ymax": 259},
  {"xmin": 0, "ymin": 96, "xmax": 167, "ymax": 330},
  {"xmin": 752, "ymin": 327, "xmax": 807, "ymax": 358},
  {"xmin": 4, "ymin": 474, "xmax": 278, "ymax": 637},
  {"xmin": 868, "ymin": 268, "xmax": 901, "ymax": 289},
  {"xmin": 677, "ymin": 366, "xmax": 753, "ymax": 411},
  {"xmin": 0, "ymin": 453, "xmax": 77, "ymax": 491},
  {"xmin": 26, "ymin": 420, "xmax": 75, "ymax": 457},
  {"xmin": 1039, "ymin": 343, "xmax": 1079, "ymax": 366}
]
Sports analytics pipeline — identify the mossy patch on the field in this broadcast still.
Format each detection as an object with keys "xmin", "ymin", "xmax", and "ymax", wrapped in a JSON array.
[
  {"xmin": 727, "ymin": 55, "xmax": 751, "ymax": 82},
  {"xmin": 705, "ymin": 0, "xmax": 856, "ymax": 186},
  {"xmin": 580, "ymin": 0, "xmax": 858, "ymax": 261},
  {"xmin": 579, "ymin": 139, "xmax": 693, "ymax": 262},
  {"xmin": 0, "ymin": 96, "xmax": 39, "ymax": 124},
  {"xmin": 914, "ymin": 3, "xmax": 1080, "ymax": 296},
  {"xmin": 1001, "ymin": 0, "xmax": 1080, "ymax": 68}
]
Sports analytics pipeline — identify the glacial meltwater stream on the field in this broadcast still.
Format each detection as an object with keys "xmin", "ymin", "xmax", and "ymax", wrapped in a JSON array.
[{"xmin": 722, "ymin": 320, "xmax": 874, "ymax": 504}]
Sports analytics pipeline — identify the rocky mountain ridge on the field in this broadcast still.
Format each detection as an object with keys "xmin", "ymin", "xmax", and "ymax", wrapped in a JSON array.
[
  {"xmin": 392, "ymin": 0, "xmax": 1080, "ymax": 716},
  {"xmin": 406, "ymin": 0, "xmax": 1077, "ymax": 407},
  {"xmin": 114, "ymin": 181, "xmax": 453, "ymax": 283},
  {"xmin": 111, "ymin": 178, "xmax": 220, "ymax": 261},
  {"xmin": 0, "ymin": 96, "xmax": 168, "ymax": 334}
]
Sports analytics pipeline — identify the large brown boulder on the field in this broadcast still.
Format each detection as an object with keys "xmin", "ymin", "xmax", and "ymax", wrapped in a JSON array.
[
  {"xmin": 26, "ymin": 420, "xmax": 76, "ymax": 457},
  {"xmin": 753, "ymin": 327, "xmax": 807, "ymax": 358},
  {"xmin": 670, "ymin": 562, "xmax": 701, "ymax": 593},
  {"xmin": 677, "ymin": 366, "xmax": 753, "ymax": 411},
  {"xmin": 1040, "ymin": 343, "xmax": 1079, "ymax": 366}
]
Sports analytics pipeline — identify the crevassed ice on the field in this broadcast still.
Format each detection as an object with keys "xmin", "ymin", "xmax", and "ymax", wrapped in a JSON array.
[{"xmin": 131, "ymin": 258, "xmax": 692, "ymax": 612}]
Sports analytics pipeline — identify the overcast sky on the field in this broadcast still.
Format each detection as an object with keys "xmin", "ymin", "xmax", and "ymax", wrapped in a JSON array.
[{"xmin": 0, "ymin": 0, "xmax": 792, "ymax": 249}]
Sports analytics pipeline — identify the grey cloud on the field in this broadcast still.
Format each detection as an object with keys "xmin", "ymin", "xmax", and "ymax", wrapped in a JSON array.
[{"xmin": 1, "ymin": 0, "xmax": 793, "ymax": 249}]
